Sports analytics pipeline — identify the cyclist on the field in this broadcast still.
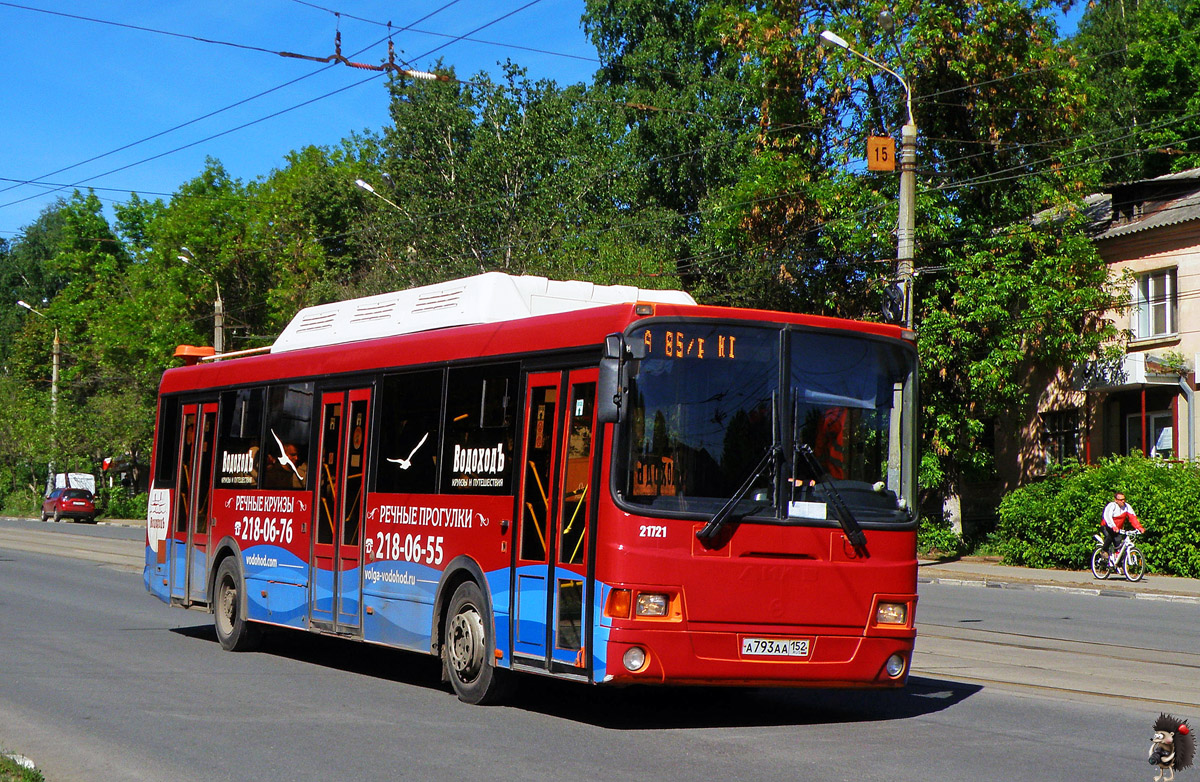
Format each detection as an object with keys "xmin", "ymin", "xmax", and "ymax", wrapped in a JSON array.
[{"xmin": 1100, "ymin": 491, "xmax": 1144, "ymax": 564}]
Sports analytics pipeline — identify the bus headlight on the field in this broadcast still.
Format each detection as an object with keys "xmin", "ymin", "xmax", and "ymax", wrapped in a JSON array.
[
  {"xmin": 876, "ymin": 602, "xmax": 907, "ymax": 625},
  {"xmin": 885, "ymin": 654, "xmax": 907, "ymax": 678},
  {"xmin": 623, "ymin": 646, "xmax": 647, "ymax": 672},
  {"xmin": 635, "ymin": 593, "xmax": 668, "ymax": 617}
]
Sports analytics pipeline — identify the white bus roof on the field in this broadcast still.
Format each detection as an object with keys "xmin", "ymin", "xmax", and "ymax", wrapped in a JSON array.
[{"xmin": 271, "ymin": 272, "xmax": 696, "ymax": 353}]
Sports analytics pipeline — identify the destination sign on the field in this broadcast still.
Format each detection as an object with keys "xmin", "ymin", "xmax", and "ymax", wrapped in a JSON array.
[{"xmin": 641, "ymin": 328, "xmax": 741, "ymax": 360}]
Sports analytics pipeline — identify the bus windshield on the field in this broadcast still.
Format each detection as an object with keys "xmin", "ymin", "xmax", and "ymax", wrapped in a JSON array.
[{"xmin": 621, "ymin": 323, "xmax": 914, "ymax": 524}]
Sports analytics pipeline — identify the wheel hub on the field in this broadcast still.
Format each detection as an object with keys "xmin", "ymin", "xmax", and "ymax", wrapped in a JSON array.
[
  {"xmin": 449, "ymin": 608, "xmax": 485, "ymax": 679},
  {"xmin": 218, "ymin": 580, "xmax": 237, "ymax": 633}
]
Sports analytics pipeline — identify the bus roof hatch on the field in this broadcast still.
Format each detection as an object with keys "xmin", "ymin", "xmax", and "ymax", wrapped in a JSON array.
[{"xmin": 271, "ymin": 272, "xmax": 695, "ymax": 353}]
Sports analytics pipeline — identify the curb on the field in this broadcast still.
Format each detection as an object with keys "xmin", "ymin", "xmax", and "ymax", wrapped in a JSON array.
[
  {"xmin": 919, "ymin": 575, "xmax": 1200, "ymax": 603},
  {"xmin": 3, "ymin": 752, "xmax": 36, "ymax": 770}
]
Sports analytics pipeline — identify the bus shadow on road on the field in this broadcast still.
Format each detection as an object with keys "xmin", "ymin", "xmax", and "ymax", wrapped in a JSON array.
[
  {"xmin": 172, "ymin": 623, "xmax": 980, "ymax": 728},
  {"xmin": 506, "ymin": 675, "xmax": 982, "ymax": 729},
  {"xmin": 170, "ymin": 623, "xmax": 450, "ymax": 691}
]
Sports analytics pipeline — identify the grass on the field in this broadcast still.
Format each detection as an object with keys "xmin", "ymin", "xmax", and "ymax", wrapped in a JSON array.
[{"xmin": 0, "ymin": 753, "xmax": 43, "ymax": 782}]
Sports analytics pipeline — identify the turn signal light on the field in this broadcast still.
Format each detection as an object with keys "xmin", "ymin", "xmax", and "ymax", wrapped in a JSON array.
[{"xmin": 605, "ymin": 588, "xmax": 632, "ymax": 619}]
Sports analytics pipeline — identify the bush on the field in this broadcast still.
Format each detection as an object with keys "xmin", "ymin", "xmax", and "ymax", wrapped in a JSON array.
[
  {"xmin": 0, "ymin": 487, "xmax": 42, "ymax": 517},
  {"xmin": 997, "ymin": 454, "xmax": 1200, "ymax": 576},
  {"xmin": 917, "ymin": 517, "xmax": 966, "ymax": 558},
  {"xmin": 98, "ymin": 489, "xmax": 148, "ymax": 520}
]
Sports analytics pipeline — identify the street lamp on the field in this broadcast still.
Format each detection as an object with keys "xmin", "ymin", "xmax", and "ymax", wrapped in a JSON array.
[
  {"xmin": 355, "ymin": 178, "xmax": 404, "ymax": 212},
  {"xmin": 820, "ymin": 29, "xmax": 917, "ymax": 329},
  {"xmin": 177, "ymin": 247, "xmax": 225, "ymax": 354},
  {"xmin": 16, "ymin": 299, "xmax": 59, "ymax": 493}
]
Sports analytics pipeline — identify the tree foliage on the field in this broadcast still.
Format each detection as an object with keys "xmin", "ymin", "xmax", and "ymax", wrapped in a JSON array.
[
  {"xmin": 0, "ymin": 0, "xmax": 1182, "ymax": 515},
  {"xmin": 1071, "ymin": 0, "xmax": 1200, "ymax": 181}
]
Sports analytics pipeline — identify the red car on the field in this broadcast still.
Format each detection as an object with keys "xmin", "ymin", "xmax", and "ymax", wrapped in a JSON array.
[{"xmin": 42, "ymin": 488, "xmax": 96, "ymax": 524}]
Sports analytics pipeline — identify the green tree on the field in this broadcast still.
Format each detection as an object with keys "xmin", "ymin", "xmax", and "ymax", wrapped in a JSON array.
[
  {"xmin": 372, "ymin": 62, "xmax": 680, "ymax": 292},
  {"xmin": 699, "ymin": 0, "xmax": 1121, "ymax": 507},
  {"xmin": 1071, "ymin": 0, "xmax": 1200, "ymax": 181},
  {"xmin": 583, "ymin": 0, "xmax": 756, "ymax": 293}
]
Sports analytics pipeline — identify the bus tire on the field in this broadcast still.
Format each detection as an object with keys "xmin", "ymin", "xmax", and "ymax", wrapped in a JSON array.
[
  {"xmin": 214, "ymin": 557, "xmax": 261, "ymax": 652},
  {"xmin": 443, "ymin": 580, "xmax": 511, "ymax": 705}
]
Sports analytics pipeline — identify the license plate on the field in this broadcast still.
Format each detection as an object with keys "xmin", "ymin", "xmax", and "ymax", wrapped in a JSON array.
[{"xmin": 741, "ymin": 637, "xmax": 811, "ymax": 658}]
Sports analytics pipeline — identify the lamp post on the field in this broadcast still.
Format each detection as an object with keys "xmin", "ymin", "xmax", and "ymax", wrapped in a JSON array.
[
  {"xmin": 17, "ymin": 299, "xmax": 59, "ymax": 492},
  {"xmin": 177, "ymin": 247, "xmax": 224, "ymax": 354},
  {"xmin": 355, "ymin": 178, "xmax": 404, "ymax": 212},
  {"xmin": 820, "ymin": 29, "xmax": 917, "ymax": 330}
]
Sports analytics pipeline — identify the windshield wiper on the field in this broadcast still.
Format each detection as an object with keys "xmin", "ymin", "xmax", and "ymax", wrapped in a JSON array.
[
  {"xmin": 796, "ymin": 444, "xmax": 868, "ymax": 554},
  {"xmin": 695, "ymin": 444, "xmax": 780, "ymax": 550}
]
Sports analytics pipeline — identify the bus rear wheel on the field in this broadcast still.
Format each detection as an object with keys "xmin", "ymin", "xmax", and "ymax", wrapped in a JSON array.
[
  {"xmin": 214, "ymin": 557, "xmax": 261, "ymax": 652},
  {"xmin": 443, "ymin": 581, "xmax": 511, "ymax": 705}
]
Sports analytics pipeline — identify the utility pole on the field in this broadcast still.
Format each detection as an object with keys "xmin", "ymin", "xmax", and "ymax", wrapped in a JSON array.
[
  {"xmin": 178, "ymin": 247, "xmax": 225, "ymax": 354},
  {"xmin": 820, "ymin": 29, "xmax": 917, "ymax": 329},
  {"xmin": 17, "ymin": 300, "xmax": 59, "ymax": 492},
  {"xmin": 898, "ymin": 122, "xmax": 917, "ymax": 329},
  {"xmin": 213, "ymin": 292, "xmax": 225, "ymax": 354}
]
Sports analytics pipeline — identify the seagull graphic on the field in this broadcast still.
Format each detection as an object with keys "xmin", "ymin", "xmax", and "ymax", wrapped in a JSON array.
[
  {"xmin": 387, "ymin": 432, "xmax": 429, "ymax": 470},
  {"xmin": 271, "ymin": 429, "xmax": 303, "ymax": 482}
]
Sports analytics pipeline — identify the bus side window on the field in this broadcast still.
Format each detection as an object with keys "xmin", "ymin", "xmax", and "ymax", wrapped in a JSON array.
[
  {"xmin": 376, "ymin": 369, "xmax": 443, "ymax": 495},
  {"xmin": 262, "ymin": 383, "xmax": 314, "ymax": 490},
  {"xmin": 217, "ymin": 388, "xmax": 265, "ymax": 489},
  {"xmin": 154, "ymin": 396, "xmax": 182, "ymax": 487},
  {"xmin": 442, "ymin": 363, "xmax": 519, "ymax": 496}
]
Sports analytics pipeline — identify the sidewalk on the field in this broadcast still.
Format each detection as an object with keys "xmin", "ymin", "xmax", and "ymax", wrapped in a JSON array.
[
  {"xmin": 920, "ymin": 557, "xmax": 1200, "ymax": 603},
  {"xmin": 11, "ymin": 514, "xmax": 1200, "ymax": 602}
]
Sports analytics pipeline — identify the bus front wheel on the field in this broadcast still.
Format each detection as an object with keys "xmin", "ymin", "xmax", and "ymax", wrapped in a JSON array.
[
  {"xmin": 214, "ymin": 557, "xmax": 261, "ymax": 652},
  {"xmin": 443, "ymin": 581, "xmax": 511, "ymax": 704}
]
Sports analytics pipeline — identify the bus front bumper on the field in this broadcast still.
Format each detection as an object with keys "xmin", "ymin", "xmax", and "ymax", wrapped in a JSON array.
[{"xmin": 601, "ymin": 626, "xmax": 915, "ymax": 688}]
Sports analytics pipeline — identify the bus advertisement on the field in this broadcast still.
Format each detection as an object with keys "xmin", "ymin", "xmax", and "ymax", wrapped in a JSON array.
[{"xmin": 145, "ymin": 272, "xmax": 918, "ymax": 704}]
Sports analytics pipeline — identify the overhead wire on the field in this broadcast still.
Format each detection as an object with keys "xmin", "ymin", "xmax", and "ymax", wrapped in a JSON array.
[
  {"xmin": 1, "ymin": 3, "xmax": 1189, "ymax": 282},
  {"xmin": 0, "ymin": 0, "xmax": 1136, "ymax": 216},
  {"xmin": 0, "ymin": 0, "xmax": 470, "ymax": 203},
  {"xmin": 0, "ymin": 0, "xmax": 534, "ymax": 215}
]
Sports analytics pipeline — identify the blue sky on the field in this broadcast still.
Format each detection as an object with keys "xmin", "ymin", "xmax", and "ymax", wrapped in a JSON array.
[
  {"xmin": 0, "ymin": 2, "xmax": 1087, "ymax": 241},
  {"xmin": 0, "ymin": 0, "xmax": 599, "ymax": 237}
]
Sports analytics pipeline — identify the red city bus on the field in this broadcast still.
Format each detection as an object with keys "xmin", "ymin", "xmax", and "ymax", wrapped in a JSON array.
[{"xmin": 144, "ymin": 272, "xmax": 918, "ymax": 703}]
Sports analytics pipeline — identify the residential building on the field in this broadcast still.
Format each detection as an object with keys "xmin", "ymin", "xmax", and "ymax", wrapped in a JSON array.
[{"xmin": 1010, "ymin": 169, "xmax": 1200, "ymax": 493}]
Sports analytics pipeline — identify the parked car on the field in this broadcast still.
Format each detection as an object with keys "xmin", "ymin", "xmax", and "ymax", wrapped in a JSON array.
[{"xmin": 42, "ymin": 488, "xmax": 96, "ymax": 523}]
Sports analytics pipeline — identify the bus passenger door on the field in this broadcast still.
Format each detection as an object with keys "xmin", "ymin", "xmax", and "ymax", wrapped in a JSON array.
[
  {"xmin": 311, "ymin": 388, "xmax": 371, "ymax": 633},
  {"xmin": 513, "ymin": 369, "xmax": 598, "ymax": 673},
  {"xmin": 169, "ymin": 401, "xmax": 217, "ymax": 606}
]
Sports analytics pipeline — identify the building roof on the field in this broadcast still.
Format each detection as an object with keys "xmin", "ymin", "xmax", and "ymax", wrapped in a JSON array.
[{"xmin": 1090, "ymin": 166, "xmax": 1200, "ymax": 241}]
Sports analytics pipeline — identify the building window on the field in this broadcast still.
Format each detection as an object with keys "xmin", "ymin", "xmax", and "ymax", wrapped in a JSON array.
[
  {"xmin": 1132, "ymin": 268, "xmax": 1177, "ymax": 340},
  {"xmin": 1042, "ymin": 408, "xmax": 1080, "ymax": 465},
  {"xmin": 1126, "ymin": 411, "xmax": 1173, "ymax": 458}
]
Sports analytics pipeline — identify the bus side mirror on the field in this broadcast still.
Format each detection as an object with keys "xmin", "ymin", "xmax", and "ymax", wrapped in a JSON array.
[{"xmin": 597, "ymin": 334, "xmax": 623, "ymax": 424}]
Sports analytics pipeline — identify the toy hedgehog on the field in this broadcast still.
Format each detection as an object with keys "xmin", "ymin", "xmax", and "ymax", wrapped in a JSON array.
[{"xmin": 1150, "ymin": 713, "xmax": 1195, "ymax": 781}]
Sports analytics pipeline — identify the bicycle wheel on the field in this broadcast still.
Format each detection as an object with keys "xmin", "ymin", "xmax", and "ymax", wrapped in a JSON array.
[
  {"xmin": 1123, "ymin": 547, "xmax": 1146, "ymax": 582},
  {"xmin": 1090, "ymin": 547, "xmax": 1112, "ymax": 579}
]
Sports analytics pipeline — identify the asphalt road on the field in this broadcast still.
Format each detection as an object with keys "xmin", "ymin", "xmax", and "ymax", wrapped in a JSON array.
[{"xmin": 0, "ymin": 518, "xmax": 1188, "ymax": 781}]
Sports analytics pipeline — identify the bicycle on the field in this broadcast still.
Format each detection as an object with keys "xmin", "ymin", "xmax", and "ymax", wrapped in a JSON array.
[{"xmin": 1090, "ymin": 529, "xmax": 1145, "ymax": 582}]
